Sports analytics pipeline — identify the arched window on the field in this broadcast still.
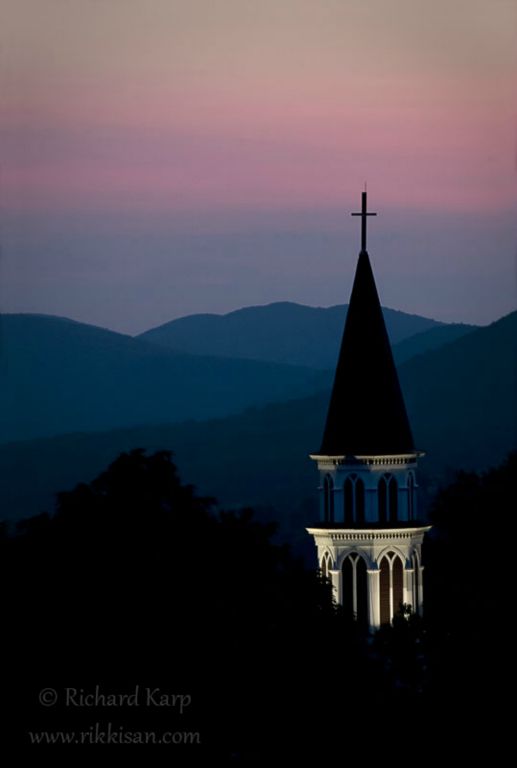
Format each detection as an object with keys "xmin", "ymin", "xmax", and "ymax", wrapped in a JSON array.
[
  {"xmin": 344, "ymin": 477, "xmax": 354, "ymax": 525},
  {"xmin": 379, "ymin": 474, "xmax": 398, "ymax": 523},
  {"xmin": 321, "ymin": 553, "xmax": 332, "ymax": 579},
  {"xmin": 341, "ymin": 553, "xmax": 368, "ymax": 624},
  {"xmin": 323, "ymin": 475, "xmax": 334, "ymax": 523},
  {"xmin": 392, "ymin": 556, "xmax": 403, "ymax": 613},
  {"xmin": 355, "ymin": 478, "xmax": 365, "ymax": 524},
  {"xmin": 343, "ymin": 474, "xmax": 365, "ymax": 525},
  {"xmin": 389, "ymin": 477, "xmax": 398, "ymax": 523},
  {"xmin": 342, "ymin": 556, "xmax": 354, "ymax": 618},
  {"xmin": 378, "ymin": 477, "xmax": 387, "ymax": 523},
  {"xmin": 379, "ymin": 551, "xmax": 404, "ymax": 624},
  {"xmin": 380, "ymin": 556, "xmax": 390, "ymax": 624},
  {"xmin": 355, "ymin": 556, "xmax": 368, "ymax": 626},
  {"xmin": 408, "ymin": 473, "xmax": 415, "ymax": 521}
]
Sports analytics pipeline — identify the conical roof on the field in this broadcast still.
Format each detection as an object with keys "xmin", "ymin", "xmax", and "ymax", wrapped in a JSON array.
[{"xmin": 320, "ymin": 250, "xmax": 415, "ymax": 455}]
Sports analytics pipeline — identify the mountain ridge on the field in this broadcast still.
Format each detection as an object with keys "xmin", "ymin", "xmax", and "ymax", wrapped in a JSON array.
[
  {"xmin": 1, "ymin": 310, "xmax": 514, "ymax": 528},
  {"xmin": 0, "ymin": 304, "xmax": 472, "ymax": 443},
  {"xmin": 138, "ymin": 301, "xmax": 454, "ymax": 369},
  {"xmin": 0, "ymin": 313, "xmax": 329, "ymax": 443}
]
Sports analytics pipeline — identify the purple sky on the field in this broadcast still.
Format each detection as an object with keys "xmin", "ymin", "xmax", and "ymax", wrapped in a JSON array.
[{"xmin": 1, "ymin": 1, "xmax": 516, "ymax": 333}]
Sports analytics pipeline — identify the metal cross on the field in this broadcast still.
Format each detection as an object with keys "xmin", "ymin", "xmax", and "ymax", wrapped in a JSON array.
[{"xmin": 351, "ymin": 190, "xmax": 377, "ymax": 253}]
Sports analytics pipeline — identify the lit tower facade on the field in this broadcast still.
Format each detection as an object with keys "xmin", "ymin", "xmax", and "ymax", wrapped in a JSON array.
[{"xmin": 308, "ymin": 192, "xmax": 431, "ymax": 630}]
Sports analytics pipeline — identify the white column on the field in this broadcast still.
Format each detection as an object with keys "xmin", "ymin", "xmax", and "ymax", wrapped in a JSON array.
[
  {"xmin": 389, "ymin": 561, "xmax": 394, "ymax": 621},
  {"xmin": 367, "ymin": 568, "xmax": 380, "ymax": 631},
  {"xmin": 328, "ymin": 569, "xmax": 341, "ymax": 605},
  {"xmin": 404, "ymin": 566, "xmax": 414, "ymax": 610},
  {"xmin": 417, "ymin": 566, "xmax": 424, "ymax": 616},
  {"xmin": 352, "ymin": 560, "xmax": 357, "ymax": 616}
]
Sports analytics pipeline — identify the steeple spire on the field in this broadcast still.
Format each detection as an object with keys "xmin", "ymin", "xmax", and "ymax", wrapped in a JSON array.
[{"xmin": 320, "ymin": 195, "xmax": 414, "ymax": 456}]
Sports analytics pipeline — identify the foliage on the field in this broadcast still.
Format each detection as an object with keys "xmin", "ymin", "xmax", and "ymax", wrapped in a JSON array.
[{"xmin": 3, "ymin": 449, "xmax": 513, "ymax": 757}]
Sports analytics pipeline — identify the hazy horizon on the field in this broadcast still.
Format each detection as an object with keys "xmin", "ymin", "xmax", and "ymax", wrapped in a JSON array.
[
  {"xmin": 1, "ymin": 289, "xmax": 512, "ymax": 339},
  {"xmin": 2, "ymin": 1, "xmax": 515, "ymax": 334}
]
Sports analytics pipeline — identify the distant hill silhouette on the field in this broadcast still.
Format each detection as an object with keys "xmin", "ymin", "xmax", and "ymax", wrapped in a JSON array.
[
  {"xmin": 0, "ymin": 314, "xmax": 329, "ymax": 442},
  {"xmin": 138, "ymin": 301, "xmax": 448, "ymax": 368},
  {"xmin": 401, "ymin": 309, "xmax": 516, "ymax": 473},
  {"xmin": 0, "ymin": 308, "xmax": 472, "ymax": 444},
  {"xmin": 1, "ymin": 312, "xmax": 514, "ymax": 538},
  {"xmin": 392, "ymin": 322, "xmax": 475, "ymax": 366}
]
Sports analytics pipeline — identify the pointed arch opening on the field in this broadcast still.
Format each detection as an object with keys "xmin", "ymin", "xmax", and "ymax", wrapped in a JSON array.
[
  {"xmin": 380, "ymin": 556, "xmax": 390, "ymax": 625},
  {"xmin": 379, "ymin": 551, "xmax": 404, "ymax": 625},
  {"xmin": 392, "ymin": 556, "xmax": 403, "ymax": 615},
  {"xmin": 341, "ymin": 553, "xmax": 367, "ymax": 623},
  {"xmin": 355, "ymin": 556, "xmax": 368, "ymax": 626},
  {"xmin": 379, "ymin": 474, "xmax": 398, "ymax": 524},
  {"xmin": 343, "ymin": 474, "xmax": 365, "ymax": 525}
]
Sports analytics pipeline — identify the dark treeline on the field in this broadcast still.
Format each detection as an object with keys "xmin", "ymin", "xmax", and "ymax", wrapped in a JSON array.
[{"xmin": 2, "ymin": 450, "xmax": 514, "ymax": 760}]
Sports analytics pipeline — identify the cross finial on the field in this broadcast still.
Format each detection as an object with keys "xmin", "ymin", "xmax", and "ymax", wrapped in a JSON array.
[{"xmin": 351, "ymin": 190, "xmax": 377, "ymax": 253}]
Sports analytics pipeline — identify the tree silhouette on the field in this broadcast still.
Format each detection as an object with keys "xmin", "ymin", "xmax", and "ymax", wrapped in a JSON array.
[
  {"xmin": 2, "ymin": 449, "xmax": 345, "ymax": 758},
  {"xmin": 4, "ymin": 448, "xmax": 512, "ymax": 758}
]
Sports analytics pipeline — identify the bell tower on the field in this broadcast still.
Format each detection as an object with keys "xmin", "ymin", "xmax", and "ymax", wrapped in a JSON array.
[{"xmin": 308, "ymin": 191, "xmax": 431, "ymax": 630}]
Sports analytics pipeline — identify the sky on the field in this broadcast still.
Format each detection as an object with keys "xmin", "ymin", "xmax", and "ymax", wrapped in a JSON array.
[{"xmin": 1, "ymin": 0, "xmax": 516, "ymax": 334}]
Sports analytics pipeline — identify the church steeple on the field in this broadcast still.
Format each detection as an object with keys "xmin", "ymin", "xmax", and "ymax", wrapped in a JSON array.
[
  {"xmin": 307, "ymin": 191, "xmax": 431, "ymax": 631},
  {"xmin": 320, "ymin": 247, "xmax": 414, "ymax": 456}
]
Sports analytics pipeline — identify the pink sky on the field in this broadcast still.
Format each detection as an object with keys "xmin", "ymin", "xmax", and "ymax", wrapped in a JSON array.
[{"xmin": 1, "ymin": 0, "xmax": 516, "ymax": 330}]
